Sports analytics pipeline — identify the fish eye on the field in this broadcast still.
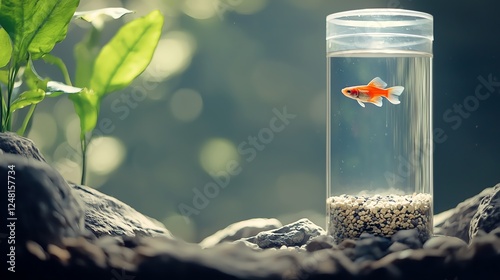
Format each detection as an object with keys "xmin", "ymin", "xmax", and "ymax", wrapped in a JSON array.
[{"xmin": 346, "ymin": 90, "xmax": 351, "ymax": 93}]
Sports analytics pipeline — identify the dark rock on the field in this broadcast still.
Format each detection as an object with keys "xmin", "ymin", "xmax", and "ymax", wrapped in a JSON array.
[
  {"xmin": 0, "ymin": 132, "xmax": 46, "ymax": 162},
  {"xmin": 423, "ymin": 235, "xmax": 467, "ymax": 251},
  {"xmin": 0, "ymin": 154, "xmax": 85, "ymax": 247},
  {"xmin": 469, "ymin": 184, "xmax": 500, "ymax": 241},
  {"xmin": 244, "ymin": 218, "xmax": 325, "ymax": 249},
  {"xmin": 200, "ymin": 218, "xmax": 281, "ymax": 248},
  {"xmin": 5, "ymin": 131, "xmax": 500, "ymax": 279},
  {"xmin": 354, "ymin": 236, "xmax": 392, "ymax": 262},
  {"xmin": 391, "ymin": 229, "xmax": 422, "ymax": 249},
  {"xmin": 306, "ymin": 235, "xmax": 336, "ymax": 252},
  {"xmin": 70, "ymin": 184, "xmax": 172, "ymax": 239},
  {"xmin": 338, "ymin": 239, "xmax": 357, "ymax": 250},
  {"xmin": 434, "ymin": 184, "xmax": 498, "ymax": 242}
]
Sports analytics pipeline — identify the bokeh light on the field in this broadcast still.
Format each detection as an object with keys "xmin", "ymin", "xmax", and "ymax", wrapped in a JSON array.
[
  {"xmin": 309, "ymin": 91, "xmax": 326, "ymax": 127},
  {"xmin": 145, "ymin": 31, "xmax": 196, "ymax": 82},
  {"xmin": 162, "ymin": 213, "xmax": 196, "ymax": 242},
  {"xmin": 27, "ymin": 112, "xmax": 58, "ymax": 152},
  {"xmin": 232, "ymin": 0, "xmax": 268, "ymax": 15},
  {"xmin": 169, "ymin": 88, "xmax": 203, "ymax": 122},
  {"xmin": 87, "ymin": 136, "xmax": 126, "ymax": 175},
  {"xmin": 199, "ymin": 138, "xmax": 240, "ymax": 175},
  {"xmin": 182, "ymin": 0, "xmax": 219, "ymax": 20}
]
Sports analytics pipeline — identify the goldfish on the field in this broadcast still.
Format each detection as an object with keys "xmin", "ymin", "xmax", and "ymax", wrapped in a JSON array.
[{"xmin": 341, "ymin": 77, "xmax": 404, "ymax": 108}]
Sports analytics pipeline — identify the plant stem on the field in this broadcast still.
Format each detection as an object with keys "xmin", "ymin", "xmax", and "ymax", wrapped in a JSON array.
[
  {"xmin": 0, "ymin": 86, "xmax": 4, "ymax": 132},
  {"xmin": 80, "ymin": 136, "xmax": 88, "ymax": 185},
  {"xmin": 6, "ymin": 65, "xmax": 20, "ymax": 131},
  {"xmin": 16, "ymin": 104, "xmax": 37, "ymax": 136}
]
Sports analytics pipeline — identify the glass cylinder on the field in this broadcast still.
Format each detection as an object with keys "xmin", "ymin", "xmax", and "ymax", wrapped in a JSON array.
[{"xmin": 326, "ymin": 9, "xmax": 433, "ymax": 244}]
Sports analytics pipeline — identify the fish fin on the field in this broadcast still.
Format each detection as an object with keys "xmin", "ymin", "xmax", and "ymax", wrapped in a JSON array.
[
  {"xmin": 357, "ymin": 100, "xmax": 366, "ymax": 107},
  {"xmin": 371, "ymin": 96, "xmax": 383, "ymax": 107},
  {"xmin": 386, "ymin": 86, "xmax": 404, "ymax": 104},
  {"xmin": 368, "ymin": 77, "xmax": 387, "ymax": 89}
]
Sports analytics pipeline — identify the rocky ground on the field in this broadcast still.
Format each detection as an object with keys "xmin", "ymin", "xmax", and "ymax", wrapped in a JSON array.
[{"xmin": 1, "ymin": 132, "xmax": 499, "ymax": 279}]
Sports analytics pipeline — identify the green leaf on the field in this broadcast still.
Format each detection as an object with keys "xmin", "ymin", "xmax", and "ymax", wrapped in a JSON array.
[
  {"xmin": 46, "ymin": 81, "xmax": 82, "ymax": 97},
  {"xmin": 10, "ymin": 89, "xmax": 45, "ymax": 112},
  {"xmin": 74, "ymin": 7, "xmax": 134, "ymax": 23},
  {"xmin": 74, "ymin": 26, "xmax": 101, "ymax": 88},
  {"xmin": 0, "ymin": 27, "xmax": 12, "ymax": 67},
  {"xmin": 0, "ymin": 69, "xmax": 8, "ymax": 84},
  {"xmin": 68, "ymin": 88, "xmax": 99, "ymax": 136},
  {"xmin": 42, "ymin": 54, "xmax": 72, "ymax": 85},
  {"xmin": 90, "ymin": 10, "xmax": 164, "ymax": 97},
  {"xmin": 0, "ymin": 0, "xmax": 80, "ymax": 62},
  {"xmin": 24, "ymin": 60, "xmax": 48, "ymax": 91}
]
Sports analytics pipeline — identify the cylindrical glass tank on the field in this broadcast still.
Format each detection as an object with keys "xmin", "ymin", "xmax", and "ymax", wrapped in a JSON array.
[{"xmin": 326, "ymin": 9, "xmax": 433, "ymax": 244}]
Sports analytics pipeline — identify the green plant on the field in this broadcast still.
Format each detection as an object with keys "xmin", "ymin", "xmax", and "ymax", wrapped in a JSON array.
[{"xmin": 0, "ymin": 0, "xmax": 164, "ymax": 184}]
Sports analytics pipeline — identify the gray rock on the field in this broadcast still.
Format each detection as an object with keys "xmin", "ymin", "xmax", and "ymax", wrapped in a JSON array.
[
  {"xmin": 244, "ymin": 218, "xmax": 325, "ymax": 249},
  {"xmin": 306, "ymin": 235, "xmax": 336, "ymax": 252},
  {"xmin": 0, "ymin": 132, "xmax": 46, "ymax": 162},
  {"xmin": 0, "ymin": 154, "xmax": 85, "ymax": 247},
  {"xmin": 469, "ymin": 184, "xmax": 500, "ymax": 241},
  {"xmin": 71, "ymin": 184, "xmax": 172, "ymax": 238},
  {"xmin": 423, "ymin": 235, "xmax": 467, "ymax": 251},
  {"xmin": 200, "ymin": 218, "xmax": 282, "ymax": 248},
  {"xmin": 387, "ymin": 242, "xmax": 410, "ymax": 253},
  {"xmin": 354, "ymin": 236, "xmax": 392, "ymax": 262},
  {"xmin": 434, "ymin": 184, "xmax": 499, "ymax": 242},
  {"xmin": 391, "ymin": 229, "xmax": 422, "ymax": 249}
]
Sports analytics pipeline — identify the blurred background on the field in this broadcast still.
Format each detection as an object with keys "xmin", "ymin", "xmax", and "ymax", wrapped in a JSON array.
[{"xmin": 24, "ymin": 0, "xmax": 500, "ymax": 242}]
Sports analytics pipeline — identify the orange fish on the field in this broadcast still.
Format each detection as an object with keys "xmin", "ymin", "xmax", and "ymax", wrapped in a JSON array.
[{"xmin": 341, "ymin": 77, "xmax": 404, "ymax": 108}]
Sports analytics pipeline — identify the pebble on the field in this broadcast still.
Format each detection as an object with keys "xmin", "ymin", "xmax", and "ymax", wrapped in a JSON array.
[
  {"xmin": 306, "ymin": 235, "xmax": 336, "ymax": 252},
  {"xmin": 423, "ymin": 236, "xmax": 467, "ymax": 251},
  {"xmin": 388, "ymin": 241, "xmax": 410, "ymax": 253},
  {"xmin": 327, "ymin": 193, "xmax": 432, "ymax": 243},
  {"xmin": 391, "ymin": 229, "xmax": 422, "ymax": 249}
]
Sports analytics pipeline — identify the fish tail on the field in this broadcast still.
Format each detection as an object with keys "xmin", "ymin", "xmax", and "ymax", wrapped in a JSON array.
[{"xmin": 386, "ymin": 86, "xmax": 404, "ymax": 104}]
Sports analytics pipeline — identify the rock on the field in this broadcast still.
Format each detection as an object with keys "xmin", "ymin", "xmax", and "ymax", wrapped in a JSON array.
[
  {"xmin": 306, "ymin": 235, "xmax": 336, "ymax": 252},
  {"xmin": 0, "ymin": 132, "xmax": 172, "ymax": 240},
  {"xmin": 338, "ymin": 239, "xmax": 357, "ymax": 250},
  {"xmin": 423, "ymin": 235, "xmax": 467, "ymax": 251},
  {"xmin": 387, "ymin": 242, "xmax": 410, "ymax": 253},
  {"xmin": 434, "ymin": 185, "xmax": 499, "ymax": 242},
  {"xmin": 354, "ymin": 236, "xmax": 392, "ymax": 262},
  {"xmin": 244, "ymin": 218, "xmax": 325, "ymax": 249},
  {"xmin": 391, "ymin": 229, "xmax": 422, "ymax": 249},
  {"xmin": 0, "ymin": 154, "xmax": 85, "ymax": 247},
  {"xmin": 200, "ymin": 218, "xmax": 282, "ymax": 248},
  {"xmin": 70, "ymin": 184, "xmax": 172, "ymax": 239},
  {"xmin": 0, "ymin": 132, "xmax": 46, "ymax": 162},
  {"xmin": 469, "ymin": 184, "xmax": 500, "ymax": 241}
]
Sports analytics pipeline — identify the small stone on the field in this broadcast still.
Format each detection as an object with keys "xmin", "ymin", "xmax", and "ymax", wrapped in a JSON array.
[
  {"xmin": 391, "ymin": 229, "xmax": 422, "ymax": 249},
  {"xmin": 338, "ymin": 239, "xmax": 357, "ymax": 250},
  {"xmin": 199, "ymin": 218, "xmax": 282, "ymax": 248},
  {"xmin": 306, "ymin": 235, "xmax": 336, "ymax": 252},
  {"xmin": 354, "ymin": 236, "xmax": 391, "ymax": 261},
  {"xmin": 423, "ymin": 235, "xmax": 467, "ymax": 251},
  {"xmin": 388, "ymin": 241, "xmax": 410, "ymax": 252},
  {"xmin": 244, "ymin": 218, "xmax": 325, "ymax": 249}
]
